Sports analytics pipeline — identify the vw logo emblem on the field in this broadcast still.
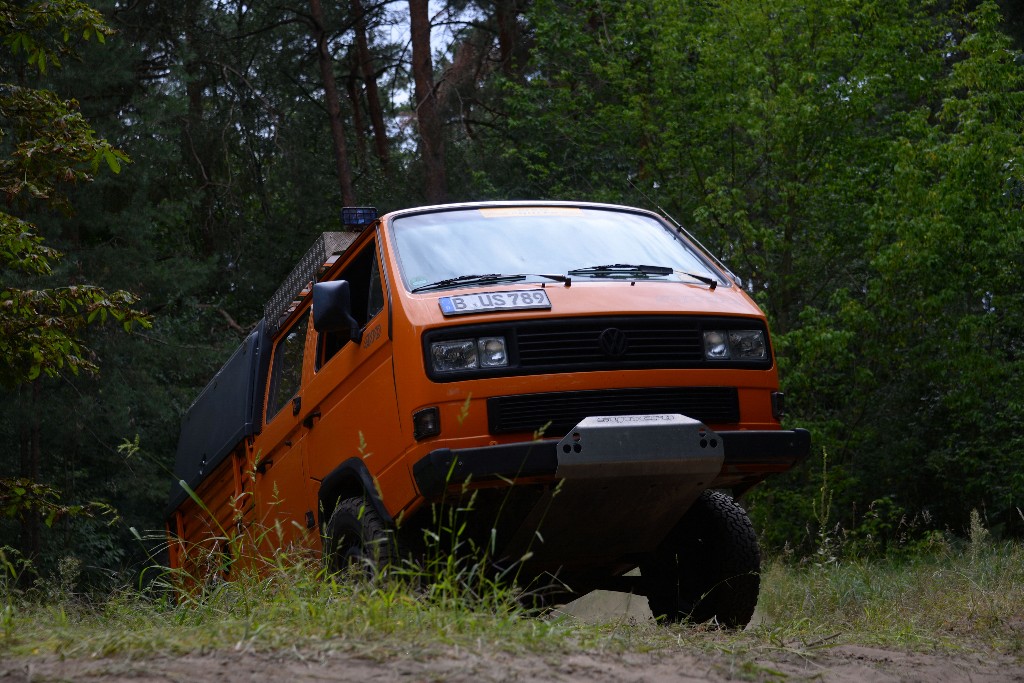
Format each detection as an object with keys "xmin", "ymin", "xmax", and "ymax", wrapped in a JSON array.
[{"xmin": 599, "ymin": 327, "xmax": 628, "ymax": 358}]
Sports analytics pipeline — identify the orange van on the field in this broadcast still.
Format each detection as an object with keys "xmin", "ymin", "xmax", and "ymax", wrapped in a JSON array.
[{"xmin": 167, "ymin": 201, "xmax": 809, "ymax": 627}]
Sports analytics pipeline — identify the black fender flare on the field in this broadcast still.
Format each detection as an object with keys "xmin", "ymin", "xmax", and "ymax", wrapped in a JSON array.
[{"xmin": 317, "ymin": 457, "xmax": 392, "ymax": 532}]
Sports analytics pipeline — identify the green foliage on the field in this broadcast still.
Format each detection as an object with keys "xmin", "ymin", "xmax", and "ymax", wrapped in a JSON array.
[
  {"xmin": 0, "ymin": 84, "xmax": 127, "ymax": 206},
  {"xmin": 0, "ymin": 269, "xmax": 147, "ymax": 385},
  {"xmin": 0, "ymin": 0, "xmax": 111, "ymax": 75},
  {"xmin": 0, "ymin": 2, "xmax": 146, "ymax": 388},
  {"xmin": 0, "ymin": 478, "xmax": 115, "ymax": 527},
  {"xmin": 0, "ymin": 0, "xmax": 150, "ymax": 580},
  {"xmin": 2, "ymin": 0, "xmax": 1024, "ymax": 583},
  {"xmin": 505, "ymin": 0, "xmax": 1024, "ymax": 553}
]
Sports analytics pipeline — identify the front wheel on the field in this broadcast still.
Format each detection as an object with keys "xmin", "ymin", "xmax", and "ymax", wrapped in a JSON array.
[
  {"xmin": 322, "ymin": 497, "xmax": 403, "ymax": 578},
  {"xmin": 641, "ymin": 490, "xmax": 761, "ymax": 628}
]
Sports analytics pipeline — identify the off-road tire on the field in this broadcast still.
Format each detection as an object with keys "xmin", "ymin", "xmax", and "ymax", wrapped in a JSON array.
[
  {"xmin": 323, "ymin": 497, "xmax": 403, "ymax": 578},
  {"xmin": 641, "ymin": 490, "xmax": 761, "ymax": 628}
]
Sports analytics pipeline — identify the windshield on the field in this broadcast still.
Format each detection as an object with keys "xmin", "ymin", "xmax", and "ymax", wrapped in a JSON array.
[{"xmin": 390, "ymin": 206, "xmax": 724, "ymax": 292}]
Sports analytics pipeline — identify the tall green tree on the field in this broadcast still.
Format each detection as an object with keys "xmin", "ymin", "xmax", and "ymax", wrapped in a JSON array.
[
  {"xmin": 0, "ymin": 0, "xmax": 148, "ymax": 569},
  {"xmin": 0, "ymin": 1, "xmax": 143, "ymax": 387}
]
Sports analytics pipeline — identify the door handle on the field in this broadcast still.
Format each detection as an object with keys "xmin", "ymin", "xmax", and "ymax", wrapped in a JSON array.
[{"xmin": 303, "ymin": 408, "xmax": 322, "ymax": 429}]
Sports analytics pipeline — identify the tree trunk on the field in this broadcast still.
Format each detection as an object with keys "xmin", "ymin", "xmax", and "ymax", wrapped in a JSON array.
[
  {"xmin": 310, "ymin": 0, "xmax": 357, "ymax": 206},
  {"xmin": 351, "ymin": 0, "xmax": 389, "ymax": 169},
  {"xmin": 409, "ymin": 0, "xmax": 447, "ymax": 203},
  {"xmin": 346, "ymin": 52, "xmax": 369, "ymax": 168},
  {"xmin": 183, "ymin": 0, "xmax": 217, "ymax": 255},
  {"xmin": 494, "ymin": 0, "xmax": 520, "ymax": 76},
  {"xmin": 18, "ymin": 381, "xmax": 41, "ymax": 583}
]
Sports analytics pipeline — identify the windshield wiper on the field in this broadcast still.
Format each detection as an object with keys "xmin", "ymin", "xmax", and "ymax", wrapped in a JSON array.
[
  {"xmin": 529, "ymin": 273, "xmax": 572, "ymax": 285},
  {"xmin": 412, "ymin": 273, "xmax": 525, "ymax": 293},
  {"xmin": 568, "ymin": 263, "xmax": 675, "ymax": 277},
  {"xmin": 567, "ymin": 263, "xmax": 718, "ymax": 289},
  {"xmin": 413, "ymin": 272, "xmax": 573, "ymax": 292},
  {"xmin": 674, "ymin": 271, "xmax": 718, "ymax": 289}
]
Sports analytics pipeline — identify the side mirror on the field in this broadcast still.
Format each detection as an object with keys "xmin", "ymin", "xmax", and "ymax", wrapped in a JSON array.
[{"xmin": 312, "ymin": 280, "xmax": 362, "ymax": 343}]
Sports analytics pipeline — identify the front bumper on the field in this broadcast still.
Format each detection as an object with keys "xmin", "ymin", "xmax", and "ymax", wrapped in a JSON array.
[
  {"xmin": 413, "ymin": 417, "xmax": 809, "ymax": 567},
  {"xmin": 413, "ymin": 425, "xmax": 811, "ymax": 499}
]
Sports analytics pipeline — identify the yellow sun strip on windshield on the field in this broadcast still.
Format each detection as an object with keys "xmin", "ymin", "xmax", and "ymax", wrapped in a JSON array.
[{"xmin": 478, "ymin": 207, "xmax": 583, "ymax": 218}]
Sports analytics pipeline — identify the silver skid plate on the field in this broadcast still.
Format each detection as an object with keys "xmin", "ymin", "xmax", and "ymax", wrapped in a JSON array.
[
  {"xmin": 506, "ymin": 414, "xmax": 725, "ymax": 568},
  {"xmin": 555, "ymin": 413, "xmax": 723, "ymax": 477}
]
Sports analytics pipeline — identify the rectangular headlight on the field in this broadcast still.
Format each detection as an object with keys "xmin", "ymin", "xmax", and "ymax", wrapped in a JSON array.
[
  {"xmin": 728, "ymin": 330, "xmax": 766, "ymax": 359},
  {"xmin": 703, "ymin": 330, "xmax": 766, "ymax": 360},
  {"xmin": 477, "ymin": 337, "xmax": 508, "ymax": 367},
  {"xmin": 703, "ymin": 330, "xmax": 731, "ymax": 359},
  {"xmin": 430, "ymin": 339, "xmax": 477, "ymax": 372},
  {"xmin": 430, "ymin": 337, "xmax": 508, "ymax": 372}
]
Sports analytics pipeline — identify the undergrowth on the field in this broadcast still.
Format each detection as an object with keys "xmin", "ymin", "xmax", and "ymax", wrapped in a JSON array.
[
  {"xmin": 1, "ymin": 535, "xmax": 1023, "ymax": 661},
  {"xmin": 758, "ymin": 537, "xmax": 1024, "ymax": 653}
]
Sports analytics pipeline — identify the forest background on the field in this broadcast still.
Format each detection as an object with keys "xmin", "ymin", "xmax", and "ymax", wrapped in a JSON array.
[{"xmin": 1, "ymin": 0, "xmax": 1022, "ymax": 586}]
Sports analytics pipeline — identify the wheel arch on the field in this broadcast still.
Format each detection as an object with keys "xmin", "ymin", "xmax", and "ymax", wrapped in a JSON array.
[{"xmin": 317, "ymin": 457, "xmax": 392, "ymax": 533}]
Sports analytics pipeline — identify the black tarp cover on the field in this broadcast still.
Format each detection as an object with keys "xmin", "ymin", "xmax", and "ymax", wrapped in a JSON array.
[{"xmin": 166, "ymin": 320, "xmax": 269, "ymax": 517}]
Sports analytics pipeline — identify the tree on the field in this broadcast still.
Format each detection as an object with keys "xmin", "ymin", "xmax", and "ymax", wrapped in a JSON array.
[
  {"xmin": 0, "ymin": 0, "xmax": 149, "ymax": 569},
  {"xmin": 351, "ymin": 0, "xmax": 390, "ymax": 169},
  {"xmin": 309, "ymin": 0, "xmax": 357, "ymax": 205},
  {"xmin": 0, "ymin": 2, "xmax": 146, "ymax": 386},
  {"xmin": 410, "ymin": 0, "xmax": 447, "ymax": 202},
  {"xmin": 850, "ymin": 1, "xmax": 1024, "ymax": 535}
]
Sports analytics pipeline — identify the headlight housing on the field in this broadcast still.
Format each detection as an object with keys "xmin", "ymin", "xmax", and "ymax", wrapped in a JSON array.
[
  {"xmin": 703, "ymin": 329, "xmax": 767, "ymax": 361},
  {"xmin": 477, "ymin": 336, "xmax": 508, "ymax": 367},
  {"xmin": 430, "ymin": 336, "xmax": 508, "ymax": 373}
]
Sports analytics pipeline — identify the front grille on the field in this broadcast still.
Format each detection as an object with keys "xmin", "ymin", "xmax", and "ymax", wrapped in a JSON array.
[
  {"xmin": 488, "ymin": 387, "xmax": 740, "ymax": 435},
  {"xmin": 516, "ymin": 318, "xmax": 703, "ymax": 367},
  {"xmin": 422, "ymin": 315, "xmax": 773, "ymax": 382}
]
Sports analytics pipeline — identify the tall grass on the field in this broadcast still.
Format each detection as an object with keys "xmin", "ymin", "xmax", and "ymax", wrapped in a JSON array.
[
  {"xmin": 0, "ymin": 550, "xmax": 572, "ymax": 659},
  {"xmin": 758, "ymin": 539, "xmax": 1024, "ymax": 653},
  {"xmin": 2, "ymin": 532, "xmax": 1022, "ymax": 661}
]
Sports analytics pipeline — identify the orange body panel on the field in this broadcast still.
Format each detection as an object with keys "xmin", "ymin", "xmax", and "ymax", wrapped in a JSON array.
[{"xmin": 168, "ymin": 447, "xmax": 255, "ymax": 582}]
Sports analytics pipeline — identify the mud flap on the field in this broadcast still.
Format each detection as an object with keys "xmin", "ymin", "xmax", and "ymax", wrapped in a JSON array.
[{"xmin": 503, "ymin": 414, "xmax": 724, "ymax": 569}]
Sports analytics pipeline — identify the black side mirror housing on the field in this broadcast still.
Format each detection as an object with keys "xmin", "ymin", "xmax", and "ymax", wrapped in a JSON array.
[{"xmin": 312, "ymin": 280, "xmax": 362, "ymax": 342}]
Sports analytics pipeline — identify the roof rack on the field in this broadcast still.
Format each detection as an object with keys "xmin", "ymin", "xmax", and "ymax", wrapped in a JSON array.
[{"xmin": 263, "ymin": 231, "xmax": 358, "ymax": 334}]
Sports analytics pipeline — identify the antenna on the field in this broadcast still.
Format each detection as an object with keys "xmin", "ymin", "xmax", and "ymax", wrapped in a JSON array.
[
  {"xmin": 626, "ymin": 177, "xmax": 742, "ymax": 287},
  {"xmin": 627, "ymin": 177, "xmax": 683, "ymax": 228}
]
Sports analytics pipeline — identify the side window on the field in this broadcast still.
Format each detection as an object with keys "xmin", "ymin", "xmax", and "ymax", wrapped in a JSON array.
[
  {"xmin": 266, "ymin": 310, "xmax": 309, "ymax": 421},
  {"xmin": 367, "ymin": 256, "xmax": 384, "ymax": 321},
  {"xmin": 319, "ymin": 241, "xmax": 385, "ymax": 368}
]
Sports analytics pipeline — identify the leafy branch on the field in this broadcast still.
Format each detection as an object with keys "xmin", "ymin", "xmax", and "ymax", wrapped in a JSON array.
[{"xmin": 0, "ymin": 477, "xmax": 117, "ymax": 527}]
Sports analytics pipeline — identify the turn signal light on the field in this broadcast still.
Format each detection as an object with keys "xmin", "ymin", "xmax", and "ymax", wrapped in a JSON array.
[{"xmin": 413, "ymin": 407, "xmax": 441, "ymax": 441}]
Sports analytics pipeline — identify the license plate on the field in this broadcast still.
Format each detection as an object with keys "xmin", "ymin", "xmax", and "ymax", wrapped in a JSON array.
[{"xmin": 439, "ymin": 289, "xmax": 551, "ymax": 316}]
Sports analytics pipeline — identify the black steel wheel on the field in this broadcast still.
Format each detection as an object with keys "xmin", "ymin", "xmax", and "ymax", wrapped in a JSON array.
[
  {"xmin": 323, "ymin": 497, "xmax": 403, "ymax": 577},
  {"xmin": 641, "ymin": 490, "xmax": 761, "ymax": 628}
]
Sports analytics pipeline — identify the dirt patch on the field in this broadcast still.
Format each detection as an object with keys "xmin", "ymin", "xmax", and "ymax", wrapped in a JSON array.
[{"xmin": 2, "ymin": 645, "xmax": 1022, "ymax": 683}]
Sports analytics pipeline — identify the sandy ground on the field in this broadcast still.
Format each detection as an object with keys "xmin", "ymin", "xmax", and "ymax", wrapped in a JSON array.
[
  {"xmin": 4, "ymin": 644, "xmax": 1023, "ymax": 683},
  {"xmin": 3, "ymin": 592, "xmax": 1023, "ymax": 682}
]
